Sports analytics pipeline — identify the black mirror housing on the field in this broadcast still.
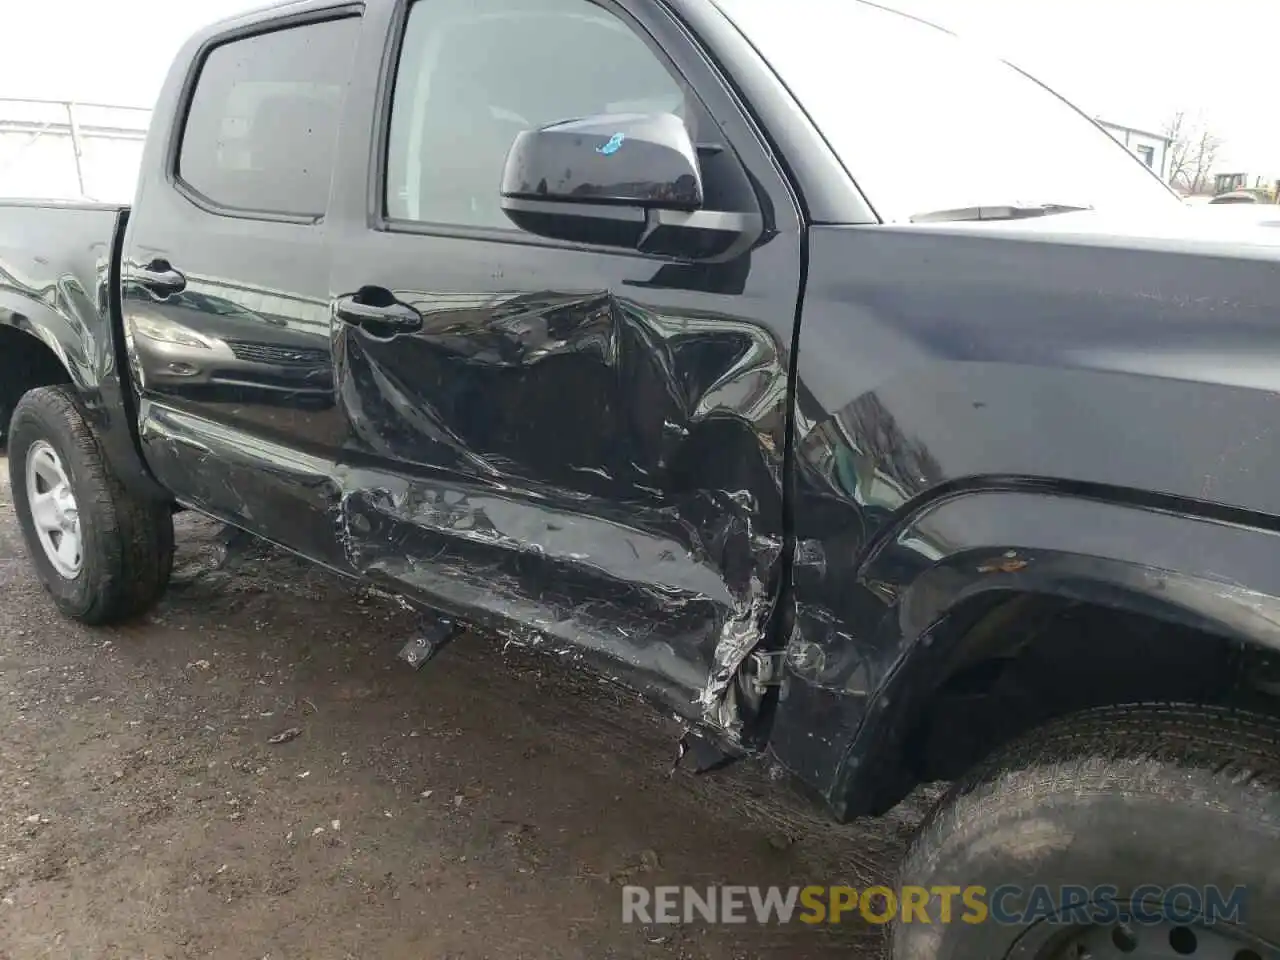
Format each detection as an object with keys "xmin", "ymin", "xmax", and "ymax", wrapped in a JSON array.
[
  {"xmin": 501, "ymin": 113, "xmax": 703, "ymax": 211},
  {"xmin": 499, "ymin": 112, "xmax": 761, "ymax": 259}
]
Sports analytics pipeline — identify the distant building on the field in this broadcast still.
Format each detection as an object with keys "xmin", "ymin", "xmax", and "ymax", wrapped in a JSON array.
[
  {"xmin": 1213, "ymin": 172, "xmax": 1280, "ymax": 199},
  {"xmin": 1096, "ymin": 119, "xmax": 1171, "ymax": 181}
]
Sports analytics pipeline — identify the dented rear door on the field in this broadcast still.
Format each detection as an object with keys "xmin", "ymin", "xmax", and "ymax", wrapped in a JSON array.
[{"xmin": 326, "ymin": 0, "xmax": 802, "ymax": 737}]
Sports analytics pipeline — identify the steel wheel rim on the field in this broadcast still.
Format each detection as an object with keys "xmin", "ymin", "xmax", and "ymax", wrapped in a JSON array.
[
  {"xmin": 1009, "ymin": 915, "xmax": 1275, "ymax": 960},
  {"xmin": 25, "ymin": 440, "xmax": 82, "ymax": 578}
]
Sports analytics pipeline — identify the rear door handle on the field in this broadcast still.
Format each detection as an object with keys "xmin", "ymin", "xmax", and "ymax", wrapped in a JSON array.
[
  {"xmin": 334, "ymin": 289, "xmax": 423, "ymax": 336},
  {"xmin": 135, "ymin": 260, "xmax": 187, "ymax": 297}
]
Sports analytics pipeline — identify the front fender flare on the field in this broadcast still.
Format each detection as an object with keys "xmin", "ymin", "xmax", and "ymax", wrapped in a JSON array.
[{"xmin": 775, "ymin": 487, "xmax": 1280, "ymax": 818}]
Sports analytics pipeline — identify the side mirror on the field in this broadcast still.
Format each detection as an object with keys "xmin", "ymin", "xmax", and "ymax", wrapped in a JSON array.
[
  {"xmin": 500, "ymin": 113, "xmax": 758, "ymax": 259},
  {"xmin": 503, "ymin": 113, "xmax": 702, "ymax": 209}
]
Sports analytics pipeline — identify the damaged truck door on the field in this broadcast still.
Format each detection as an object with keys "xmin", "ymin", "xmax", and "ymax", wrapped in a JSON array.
[{"xmin": 326, "ymin": 0, "xmax": 803, "ymax": 739}]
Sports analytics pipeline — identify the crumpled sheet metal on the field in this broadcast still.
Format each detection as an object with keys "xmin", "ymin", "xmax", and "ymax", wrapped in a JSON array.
[
  {"xmin": 135, "ymin": 267, "xmax": 794, "ymax": 746},
  {"xmin": 330, "ymin": 284, "xmax": 791, "ymax": 742}
]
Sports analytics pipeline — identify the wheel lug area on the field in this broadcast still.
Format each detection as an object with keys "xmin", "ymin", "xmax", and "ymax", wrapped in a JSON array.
[{"xmin": 25, "ymin": 440, "xmax": 83, "ymax": 577}]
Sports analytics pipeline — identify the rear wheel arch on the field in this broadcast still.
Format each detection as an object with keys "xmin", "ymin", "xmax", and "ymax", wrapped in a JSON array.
[
  {"xmin": 1, "ymin": 305, "xmax": 170, "ymax": 502},
  {"xmin": 0, "ymin": 324, "xmax": 76, "ymax": 440}
]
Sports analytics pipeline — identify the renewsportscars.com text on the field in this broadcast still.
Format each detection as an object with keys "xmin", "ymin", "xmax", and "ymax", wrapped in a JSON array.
[{"xmin": 622, "ymin": 884, "xmax": 1248, "ymax": 926}]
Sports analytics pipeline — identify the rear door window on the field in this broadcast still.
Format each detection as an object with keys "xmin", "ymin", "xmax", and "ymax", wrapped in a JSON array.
[{"xmin": 178, "ymin": 18, "xmax": 360, "ymax": 218}]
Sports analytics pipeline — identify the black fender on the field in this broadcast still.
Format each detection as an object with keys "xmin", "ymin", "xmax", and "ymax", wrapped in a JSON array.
[
  {"xmin": 0, "ymin": 290, "xmax": 88, "ymax": 389},
  {"xmin": 767, "ymin": 486, "xmax": 1280, "ymax": 818},
  {"xmin": 0, "ymin": 202, "xmax": 167, "ymax": 500}
]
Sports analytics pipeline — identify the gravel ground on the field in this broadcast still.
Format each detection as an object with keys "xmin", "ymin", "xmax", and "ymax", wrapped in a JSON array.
[{"xmin": 0, "ymin": 456, "xmax": 927, "ymax": 959}]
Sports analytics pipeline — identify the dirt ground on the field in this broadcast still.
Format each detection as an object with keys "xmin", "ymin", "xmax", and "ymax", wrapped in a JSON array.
[{"xmin": 0, "ymin": 456, "xmax": 928, "ymax": 959}]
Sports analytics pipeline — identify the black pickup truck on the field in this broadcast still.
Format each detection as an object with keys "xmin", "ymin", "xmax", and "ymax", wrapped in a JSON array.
[{"xmin": 6, "ymin": 0, "xmax": 1280, "ymax": 953}]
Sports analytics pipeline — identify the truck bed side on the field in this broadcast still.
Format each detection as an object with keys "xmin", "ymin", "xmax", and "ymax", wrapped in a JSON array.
[{"xmin": 0, "ymin": 201, "xmax": 165, "ymax": 498}]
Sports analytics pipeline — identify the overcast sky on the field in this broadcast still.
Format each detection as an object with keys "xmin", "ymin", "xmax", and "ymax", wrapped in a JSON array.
[{"xmin": 4, "ymin": 0, "xmax": 1277, "ymax": 171}]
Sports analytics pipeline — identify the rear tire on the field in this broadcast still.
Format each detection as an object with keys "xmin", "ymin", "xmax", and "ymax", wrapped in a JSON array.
[
  {"xmin": 896, "ymin": 703, "xmax": 1280, "ymax": 958},
  {"xmin": 9, "ymin": 385, "xmax": 173, "ymax": 624}
]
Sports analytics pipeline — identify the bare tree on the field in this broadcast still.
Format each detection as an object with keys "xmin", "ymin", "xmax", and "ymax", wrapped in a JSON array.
[
  {"xmin": 1190, "ymin": 129, "xmax": 1222, "ymax": 193},
  {"xmin": 1164, "ymin": 112, "xmax": 1193, "ymax": 189},
  {"xmin": 1164, "ymin": 112, "xmax": 1224, "ymax": 194}
]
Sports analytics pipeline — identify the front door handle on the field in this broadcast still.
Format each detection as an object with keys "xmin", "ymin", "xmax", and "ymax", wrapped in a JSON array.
[
  {"xmin": 135, "ymin": 260, "xmax": 187, "ymax": 297},
  {"xmin": 334, "ymin": 289, "xmax": 423, "ymax": 337}
]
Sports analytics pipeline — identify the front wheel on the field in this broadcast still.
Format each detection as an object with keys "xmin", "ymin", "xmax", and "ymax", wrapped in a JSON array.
[
  {"xmin": 896, "ymin": 703, "xmax": 1280, "ymax": 958},
  {"xmin": 9, "ymin": 385, "xmax": 174, "ymax": 624}
]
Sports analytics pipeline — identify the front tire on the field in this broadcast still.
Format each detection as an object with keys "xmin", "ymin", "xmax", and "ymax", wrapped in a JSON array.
[
  {"xmin": 9, "ymin": 385, "xmax": 174, "ymax": 624},
  {"xmin": 896, "ymin": 703, "xmax": 1280, "ymax": 958}
]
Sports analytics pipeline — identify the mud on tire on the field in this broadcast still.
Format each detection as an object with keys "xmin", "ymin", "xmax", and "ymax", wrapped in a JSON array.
[
  {"xmin": 8, "ymin": 385, "xmax": 174, "ymax": 624},
  {"xmin": 895, "ymin": 702, "xmax": 1280, "ymax": 958}
]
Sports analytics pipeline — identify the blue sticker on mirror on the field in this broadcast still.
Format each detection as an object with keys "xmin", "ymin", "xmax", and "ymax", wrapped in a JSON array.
[{"xmin": 596, "ymin": 133, "xmax": 625, "ymax": 156}]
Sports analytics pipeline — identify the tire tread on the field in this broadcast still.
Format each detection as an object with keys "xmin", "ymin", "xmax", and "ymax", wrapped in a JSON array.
[
  {"xmin": 896, "ymin": 703, "xmax": 1280, "ymax": 957},
  {"xmin": 9, "ymin": 385, "xmax": 172, "ymax": 624}
]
